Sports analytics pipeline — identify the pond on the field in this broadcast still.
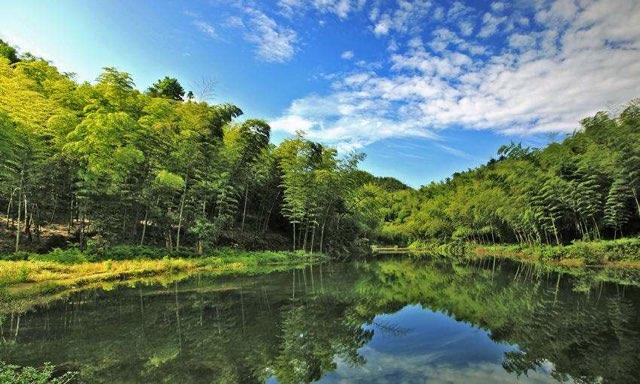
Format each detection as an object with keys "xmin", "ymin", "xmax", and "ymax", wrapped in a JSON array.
[{"xmin": 1, "ymin": 257, "xmax": 639, "ymax": 383}]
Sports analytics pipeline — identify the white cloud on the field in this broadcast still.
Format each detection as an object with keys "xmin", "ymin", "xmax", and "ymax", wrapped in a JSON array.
[
  {"xmin": 458, "ymin": 20, "xmax": 474, "ymax": 36},
  {"xmin": 490, "ymin": 2, "xmax": 506, "ymax": 12},
  {"xmin": 341, "ymin": 50, "xmax": 354, "ymax": 60},
  {"xmin": 278, "ymin": 0, "xmax": 365, "ymax": 19},
  {"xmin": 193, "ymin": 20, "xmax": 218, "ymax": 39},
  {"xmin": 478, "ymin": 12, "xmax": 507, "ymax": 38},
  {"xmin": 244, "ymin": 8, "xmax": 297, "ymax": 63},
  {"xmin": 271, "ymin": 0, "xmax": 640, "ymax": 150},
  {"xmin": 372, "ymin": 0, "xmax": 433, "ymax": 37},
  {"xmin": 225, "ymin": 16, "xmax": 245, "ymax": 29},
  {"xmin": 448, "ymin": 1, "xmax": 474, "ymax": 20}
]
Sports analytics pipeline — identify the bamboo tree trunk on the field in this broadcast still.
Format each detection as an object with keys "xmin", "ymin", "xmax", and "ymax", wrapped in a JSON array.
[
  {"xmin": 241, "ymin": 185, "xmax": 248, "ymax": 232},
  {"xmin": 6, "ymin": 188, "xmax": 16, "ymax": 229},
  {"xmin": 140, "ymin": 207, "xmax": 149, "ymax": 246},
  {"xmin": 292, "ymin": 222, "xmax": 296, "ymax": 251},
  {"xmin": 302, "ymin": 223, "xmax": 309, "ymax": 253},
  {"xmin": 15, "ymin": 171, "xmax": 23, "ymax": 252},
  {"xmin": 592, "ymin": 217, "xmax": 601, "ymax": 240},
  {"xmin": 26, "ymin": 201, "xmax": 33, "ymax": 242},
  {"xmin": 310, "ymin": 224, "xmax": 316, "ymax": 254},
  {"xmin": 176, "ymin": 179, "xmax": 188, "ymax": 251},
  {"xmin": 633, "ymin": 188, "xmax": 640, "ymax": 218},
  {"xmin": 79, "ymin": 208, "xmax": 86, "ymax": 251},
  {"xmin": 319, "ymin": 220, "xmax": 326, "ymax": 254},
  {"xmin": 262, "ymin": 191, "xmax": 280, "ymax": 233},
  {"xmin": 551, "ymin": 217, "xmax": 560, "ymax": 245}
]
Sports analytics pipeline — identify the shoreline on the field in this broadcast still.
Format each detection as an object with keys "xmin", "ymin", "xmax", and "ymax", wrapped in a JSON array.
[{"xmin": 0, "ymin": 249, "xmax": 326, "ymax": 314}]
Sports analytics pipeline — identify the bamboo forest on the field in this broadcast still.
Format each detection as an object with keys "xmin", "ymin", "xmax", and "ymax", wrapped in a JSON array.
[{"xmin": 2, "ymin": 0, "xmax": 640, "ymax": 381}]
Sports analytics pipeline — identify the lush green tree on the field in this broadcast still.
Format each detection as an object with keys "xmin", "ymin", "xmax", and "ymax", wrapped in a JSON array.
[{"xmin": 147, "ymin": 76, "xmax": 185, "ymax": 101}]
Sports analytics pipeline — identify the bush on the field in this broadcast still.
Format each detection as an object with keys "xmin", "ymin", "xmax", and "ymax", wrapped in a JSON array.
[
  {"xmin": 29, "ymin": 248, "xmax": 87, "ymax": 264},
  {"xmin": 0, "ymin": 251, "xmax": 31, "ymax": 261},
  {"xmin": 0, "ymin": 361, "xmax": 77, "ymax": 384}
]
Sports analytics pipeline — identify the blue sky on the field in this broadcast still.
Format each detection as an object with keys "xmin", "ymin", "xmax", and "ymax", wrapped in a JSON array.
[{"xmin": 1, "ymin": 0, "xmax": 638, "ymax": 187}]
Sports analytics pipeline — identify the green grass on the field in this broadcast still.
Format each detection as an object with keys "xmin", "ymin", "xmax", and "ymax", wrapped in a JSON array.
[
  {"xmin": 0, "ymin": 247, "xmax": 326, "ymax": 314},
  {"xmin": 471, "ymin": 238, "xmax": 640, "ymax": 267}
]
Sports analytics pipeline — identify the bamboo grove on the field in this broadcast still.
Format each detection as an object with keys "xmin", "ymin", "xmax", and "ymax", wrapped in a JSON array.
[
  {"xmin": 362, "ymin": 100, "xmax": 640, "ymax": 246},
  {"xmin": 0, "ymin": 40, "xmax": 371, "ymax": 256},
  {"xmin": 2, "ymin": 38, "xmax": 640, "ymax": 255}
]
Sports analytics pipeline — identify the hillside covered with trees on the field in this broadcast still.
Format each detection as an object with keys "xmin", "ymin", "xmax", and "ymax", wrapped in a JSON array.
[{"xmin": 363, "ymin": 101, "xmax": 640, "ymax": 248}]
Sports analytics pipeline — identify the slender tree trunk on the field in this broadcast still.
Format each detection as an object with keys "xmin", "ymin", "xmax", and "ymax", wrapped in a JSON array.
[
  {"xmin": 68, "ymin": 195, "xmax": 74, "ymax": 236},
  {"xmin": 633, "ymin": 188, "xmax": 640, "ymax": 218},
  {"xmin": 241, "ymin": 185, "xmax": 248, "ymax": 232},
  {"xmin": 319, "ymin": 219, "xmax": 326, "ymax": 254},
  {"xmin": 262, "ymin": 191, "xmax": 280, "ymax": 233},
  {"xmin": 292, "ymin": 222, "xmax": 296, "ymax": 251},
  {"xmin": 302, "ymin": 223, "xmax": 309, "ymax": 253},
  {"xmin": 6, "ymin": 188, "xmax": 17, "ymax": 229},
  {"xmin": 551, "ymin": 217, "xmax": 560, "ymax": 245},
  {"xmin": 15, "ymin": 171, "xmax": 24, "ymax": 252},
  {"xmin": 79, "ymin": 208, "xmax": 86, "ymax": 251},
  {"xmin": 310, "ymin": 223, "xmax": 316, "ymax": 254},
  {"xmin": 592, "ymin": 217, "xmax": 601, "ymax": 240},
  {"xmin": 25, "ymin": 200, "xmax": 33, "ymax": 242},
  {"xmin": 140, "ymin": 207, "xmax": 149, "ymax": 246},
  {"xmin": 176, "ymin": 194, "xmax": 187, "ymax": 251},
  {"xmin": 176, "ymin": 179, "xmax": 188, "ymax": 251}
]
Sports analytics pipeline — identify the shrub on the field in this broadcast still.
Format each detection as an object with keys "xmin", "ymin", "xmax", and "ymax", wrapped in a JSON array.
[
  {"xmin": 0, "ymin": 251, "xmax": 31, "ymax": 261},
  {"xmin": 29, "ymin": 248, "xmax": 87, "ymax": 264},
  {"xmin": 0, "ymin": 362, "xmax": 77, "ymax": 384}
]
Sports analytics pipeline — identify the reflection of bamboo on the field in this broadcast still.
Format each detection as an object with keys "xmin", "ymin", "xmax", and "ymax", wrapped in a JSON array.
[
  {"xmin": 216, "ymin": 306, "xmax": 221, "ymax": 334},
  {"xmin": 262, "ymin": 286, "xmax": 271, "ymax": 312},
  {"xmin": 372, "ymin": 320, "xmax": 410, "ymax": 337},
  {"xmin": 491, "ymin": 256, "xmax": 496, "ymax": 280},
  {"xmin": 139, "ymin": 286, "xmax": 145, "ymax": 337},
  {"xmin": 292, "ymin": 269, "xmax": 296, "ymax": 300},
  {"xmin": 240, "ymin": 289, "xmax": 246, "ymax": 332},
  {"xmin": 302, "ymin": 268, "xmax": 307, "ymax": 292},
  {"xmin": 14, "ymin": 315, "xmax": 20, "ymax": 339},
  {"xmin": 553, "ymin": 273, "xmax": 562, "ymax": 306},
  {"xmin": 175, "ymin": 282, "xmax": 183, "ymax": 350}
]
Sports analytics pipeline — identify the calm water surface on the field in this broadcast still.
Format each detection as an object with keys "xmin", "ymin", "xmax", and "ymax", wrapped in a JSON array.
[{"xmin": 1, "ymin": 257, "xmax": 639, "ymax": 383}]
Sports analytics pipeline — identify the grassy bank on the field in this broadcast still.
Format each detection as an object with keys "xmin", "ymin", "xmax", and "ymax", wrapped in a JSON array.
[
  {"xmin": 0, "ymin": 247, "xmax": 326, "ymax": 313},
  {"xmin": 470, "ymin": 238, "xmax": 640, "ymax": 268},
  {"xmin": 406, "ymin": 238, "xmax": 640, "ymax": 269}
]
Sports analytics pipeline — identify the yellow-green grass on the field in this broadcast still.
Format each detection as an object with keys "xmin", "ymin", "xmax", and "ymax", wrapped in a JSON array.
[{"xmin": 0, "ymin": 251, "xmax": 325, "ymax": 314}]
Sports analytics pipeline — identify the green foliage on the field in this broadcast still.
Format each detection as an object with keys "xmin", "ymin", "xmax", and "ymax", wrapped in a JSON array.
[
  {"xmin": 0, "ymin": 40, "xmax": 373, "ymax": 258},
  {"xmin": 473, "ymin": 238, "xmax": 640, "ymax": 265},
  {"xmin": 362, "ymin": 100, "xmax": 640, "ymax": 248},
  {"xmin": 0, "ymin": 362, "xmax": 77, "ymax": 384},
  {"xmin": 146, "ymin": 76, "xmax": 185, "ymax": 101},
  {"xmin": 29, "ymin": 248, "xmax": 88, "ymax": 264},
  {"xmin": 0, "ymin": 39, "xmax": 19, "ymax": 64}
]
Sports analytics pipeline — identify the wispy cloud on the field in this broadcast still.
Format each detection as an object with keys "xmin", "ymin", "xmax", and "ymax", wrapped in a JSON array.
[
  {"xmin": 341, "ymin": 50, "xmax": 354, "ymax": 60},
  {"xmin": 278, "ymin": 0, "xmax": 365, "ymax": 19},
  {"xmin": 193, "ymin": 20, "xmax": 218, "ymax": 39},
  {"xmin": 243, "ymin": 7, "xmax": 298, "ymax": 63},
  {"xmin": 435, "ymin": 144, "xmax": 473, "ymax": 160}
]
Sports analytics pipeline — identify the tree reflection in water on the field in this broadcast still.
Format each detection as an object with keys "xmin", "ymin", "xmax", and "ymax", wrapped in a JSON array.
[{"xmin": 0, "ymin": 258, "xmax": 639, "ymax": 383}]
